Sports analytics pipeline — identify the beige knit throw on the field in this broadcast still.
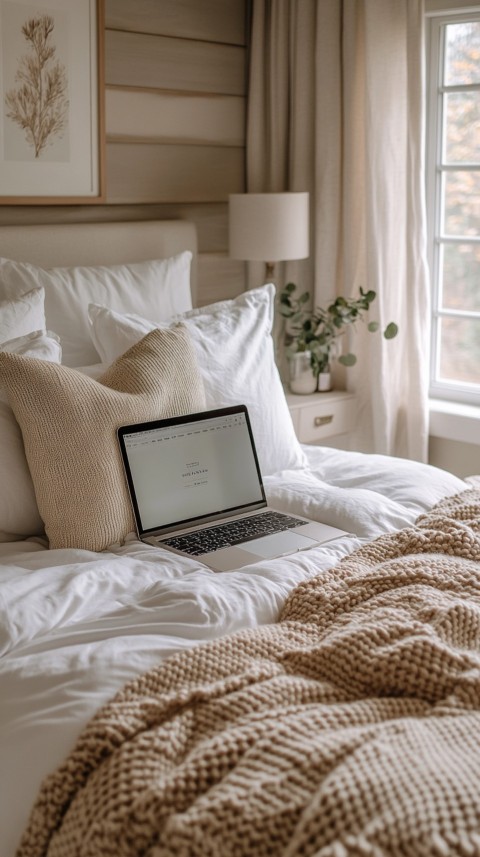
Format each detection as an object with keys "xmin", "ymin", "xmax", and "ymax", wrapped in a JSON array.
[{"xmin": 17, "ymin": 489, "xmax": 480, "ymax": 857}]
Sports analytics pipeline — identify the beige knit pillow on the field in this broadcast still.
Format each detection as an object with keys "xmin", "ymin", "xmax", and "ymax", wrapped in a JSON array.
[{"xmin": 0, "ymin": 325, "xmax": 206, "ymax": 551}]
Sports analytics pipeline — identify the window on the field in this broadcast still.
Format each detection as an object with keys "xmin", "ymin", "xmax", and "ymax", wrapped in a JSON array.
[{"xmin": 426, "ymin": 11, "xmax": 480, "ymax": 405}]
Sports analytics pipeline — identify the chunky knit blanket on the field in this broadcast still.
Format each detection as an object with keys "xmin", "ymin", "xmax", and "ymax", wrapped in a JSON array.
[{"xmin": 18, "ymin": 490, "xmax": 480, "ymax": 857}]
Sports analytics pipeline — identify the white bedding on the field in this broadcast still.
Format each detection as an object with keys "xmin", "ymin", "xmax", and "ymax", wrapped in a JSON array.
[
  {"xmin": 0, "ymin": 444, "xmax": 466, "ymax": 857},
  {"xmin": 0, "ymin": 219, "xmax": 471, "ymax": 854}
]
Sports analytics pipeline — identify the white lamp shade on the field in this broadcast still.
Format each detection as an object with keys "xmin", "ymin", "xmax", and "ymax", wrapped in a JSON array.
[{"xmin": 229, "ymin": 192, "xmax": 309, "ymax": 262}]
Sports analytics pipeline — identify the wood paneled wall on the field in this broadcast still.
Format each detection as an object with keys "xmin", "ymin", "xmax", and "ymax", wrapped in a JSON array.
[{"xmin": 0, "ymin": 0, "xmax": 250, "ymax": 306}]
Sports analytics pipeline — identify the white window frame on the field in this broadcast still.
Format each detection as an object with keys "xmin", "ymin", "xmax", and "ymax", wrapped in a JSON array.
[{"xmin": 426, "ymin": 8, "xmax": 480, "ymax": 407}]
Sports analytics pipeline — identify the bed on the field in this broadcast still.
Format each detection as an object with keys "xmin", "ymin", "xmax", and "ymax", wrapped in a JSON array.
[{"xmin": 0, "ymin": 220, "xmax": 478, "ymax": 857}]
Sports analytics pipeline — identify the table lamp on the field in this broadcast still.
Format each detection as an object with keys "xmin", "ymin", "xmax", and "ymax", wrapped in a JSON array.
[{"xmin": 229, "ymin": 192, "xmax": 309, "ymax": 281}]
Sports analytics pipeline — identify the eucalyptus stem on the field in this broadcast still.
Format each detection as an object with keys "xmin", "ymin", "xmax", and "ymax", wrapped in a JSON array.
[{"xmin": 279, "ymin": 283, "xmax": 398, "ymax": 378}]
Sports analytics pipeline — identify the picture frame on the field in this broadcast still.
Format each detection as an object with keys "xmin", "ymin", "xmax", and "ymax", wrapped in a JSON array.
[{"xmin": 0, "ymin": 0, "xmax": 105, "ymax": 204}]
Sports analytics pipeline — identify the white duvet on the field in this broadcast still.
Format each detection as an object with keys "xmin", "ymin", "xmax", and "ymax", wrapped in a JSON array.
[{"xmin": 0, "ymin": 446, "xmax": 466, "ymax": 857}]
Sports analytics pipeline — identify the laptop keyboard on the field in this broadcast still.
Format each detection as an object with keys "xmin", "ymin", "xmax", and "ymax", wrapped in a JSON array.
[{"xmin": 161, "ymin": 511, "xmax": 306, "ymax": 556}]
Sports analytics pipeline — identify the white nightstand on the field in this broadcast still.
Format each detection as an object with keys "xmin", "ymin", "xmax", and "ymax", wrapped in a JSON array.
[{"xmin": 286, "ymin": 389, "xmax": 357, "ymax": 447}]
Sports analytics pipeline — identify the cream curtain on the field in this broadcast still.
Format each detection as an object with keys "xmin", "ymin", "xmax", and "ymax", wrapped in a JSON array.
[{"xmin": 247, "ymin": 0, "xmax": 430, "ymax": 461}]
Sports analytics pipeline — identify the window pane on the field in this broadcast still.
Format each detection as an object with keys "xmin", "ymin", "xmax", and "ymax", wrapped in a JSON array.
[
  {"xmin": 444, "ymin": 92, "xmax": 480, "ymax": 164},
  {"xmin": 442, "ymin": 243, "xmax": 480, "ymax": 311},
  {"xmin": 443, "ymin": 170, "xmax": 480, "ymax": 235},
  {"xmin": 438, "ymin": 316, "xmax": 480, "ymax": 385},
  {"xmin": 444, "ymin": 22, "xmax": 480, "ymax": 85}
]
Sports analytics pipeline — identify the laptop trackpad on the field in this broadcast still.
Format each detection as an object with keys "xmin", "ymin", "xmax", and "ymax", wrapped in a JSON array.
[
  {"xmin": 205, "ymin": 531, "xmax": 317, "ymax": 571},
  {"xmin": 243, "ymin": 531, "xmax": 315, "ymax": 559}
]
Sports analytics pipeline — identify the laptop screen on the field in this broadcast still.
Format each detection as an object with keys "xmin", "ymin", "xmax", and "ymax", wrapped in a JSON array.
[{"xmin": 118, "ymin": 407, "xmax": 266, "ymax": 535}]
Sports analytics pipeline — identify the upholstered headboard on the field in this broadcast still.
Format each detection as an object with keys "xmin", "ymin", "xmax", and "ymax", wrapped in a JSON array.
[{"xmin": 0, "ymin": 220, "xmax": 198, "ymax": 305}]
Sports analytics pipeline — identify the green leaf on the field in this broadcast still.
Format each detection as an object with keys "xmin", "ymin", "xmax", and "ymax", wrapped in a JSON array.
[
  {"xmin": 284, "ymin": 282, "xmax": 296, "ymax": 294},
  {"xmin": 338, "ymin": 353, "xmax": 357, "ymax": 367},
  {"xmin": 367, "ymin": 321, "xmax": 379, "ymax": 332},
  {"xmin": 384, "ymin": 322, "xmax": 399, "ymax": 340}
]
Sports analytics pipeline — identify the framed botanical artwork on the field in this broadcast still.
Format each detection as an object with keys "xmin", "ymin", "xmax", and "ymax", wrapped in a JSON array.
[{"xmin": 0, "ymin": 0, "xmax": 105, "ymax": 203}]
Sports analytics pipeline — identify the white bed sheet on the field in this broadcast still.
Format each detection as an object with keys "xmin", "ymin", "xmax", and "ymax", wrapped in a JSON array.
[{"xmin": 0, "ymin": 446, "xmax": 466, "ymax": 857}]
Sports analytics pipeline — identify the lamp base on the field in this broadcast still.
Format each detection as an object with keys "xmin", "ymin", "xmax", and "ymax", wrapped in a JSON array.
[{"xmin": 265, "ymin": 261, "xmax": 275, "ymax": 282}]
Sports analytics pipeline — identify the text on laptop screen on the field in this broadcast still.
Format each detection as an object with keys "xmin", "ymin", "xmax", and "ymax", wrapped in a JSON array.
[{"xmin": 122, "ymin": 411, "xmax": 265, "ymax": 532}]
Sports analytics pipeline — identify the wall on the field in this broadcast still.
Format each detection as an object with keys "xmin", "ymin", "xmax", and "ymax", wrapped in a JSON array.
[
  {"xmin": 429, "ymin": 436, "xmax": 480, "ymax": 479},
  {"xmin": 0, "ymin": 0, "xmax": 250, "ymax": 307},
  {"xmin": 428, "ymin": 402, "xmax": 480, "ymax": 477}
]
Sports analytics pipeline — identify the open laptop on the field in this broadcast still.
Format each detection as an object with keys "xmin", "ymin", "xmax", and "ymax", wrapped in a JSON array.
[{"xmin": 117, "ymin": 405, "xmax": 348, "ymax": 572}]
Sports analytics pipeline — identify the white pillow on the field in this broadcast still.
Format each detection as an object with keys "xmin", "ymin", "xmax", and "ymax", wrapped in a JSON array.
[
  {"xmin": 0, "ymin": 329, "xmax": 61, "ymax": 364},
  {"xmin": 88, "ymin": 285, "xmax": 307, "ymax": 476},
  {"xmin": 0, "ymin": 252, "xmax": 193, "ymax": 367},
  {"xmin": 0, "ymin": 330, "xmax": 62, "ymax": 542},
  {"xmin": 0, "ymin": 289, "xmax": 45, "ymax": 344}
]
